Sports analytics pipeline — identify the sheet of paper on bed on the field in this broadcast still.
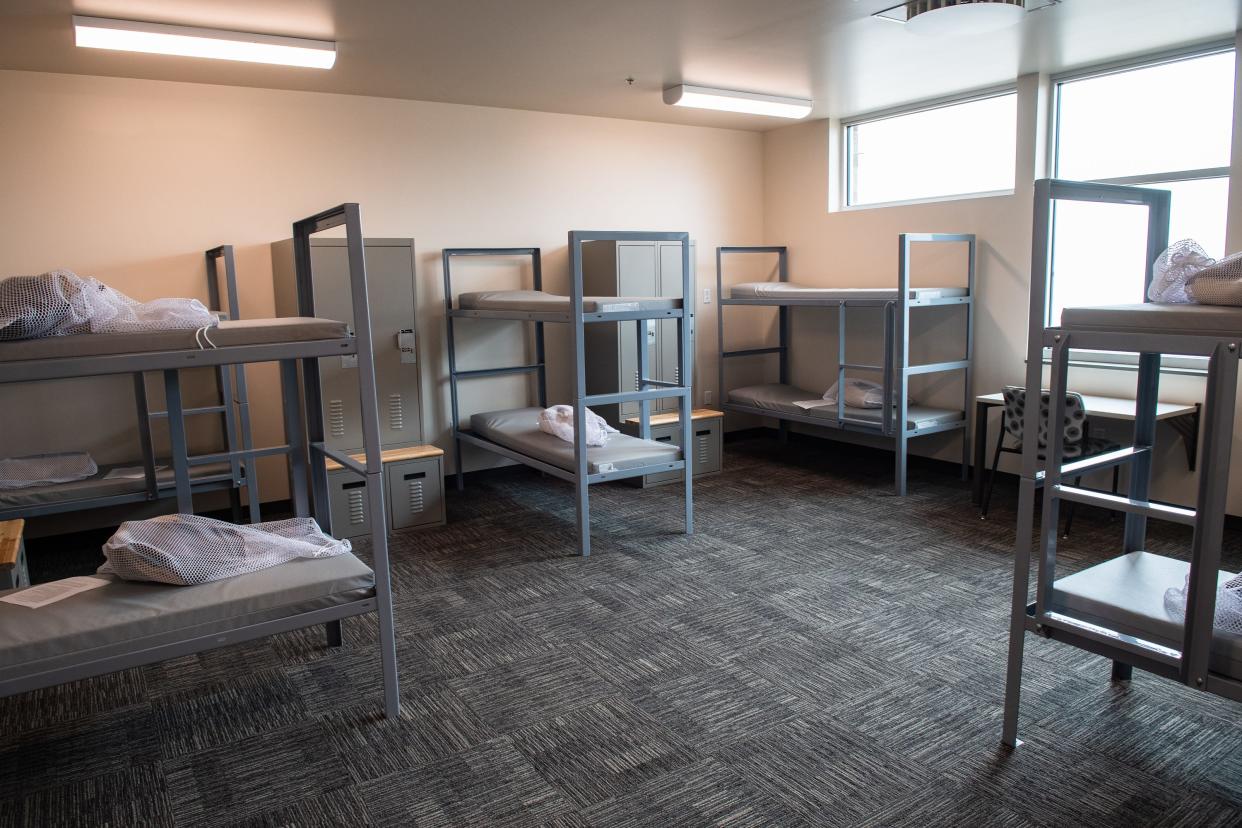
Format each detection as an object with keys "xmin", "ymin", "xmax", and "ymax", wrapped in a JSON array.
[
  {"xmin": 104, "ymin": 465, "xmax": 167, "ymax": 480},
  {"xmin": 1, "ymin": 576, "xmax": 110, "ymax": 608},
  {"xmin": 793, "ymin": 399, "xmax": 836, "ymax": 410}
]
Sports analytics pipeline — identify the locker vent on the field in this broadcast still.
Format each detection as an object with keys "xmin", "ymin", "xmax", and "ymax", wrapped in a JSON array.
[
  {"xmin": 388, "ymin": 393, "xmax": 404, "ymax": 430},
  {"xmin": 329, "ymin": 399, "xmax": 346, "ymax": 438},
  {"xmin": 674, "ymin": 366, "xmax": 680, "ymax": 384},
  {"xmin": 407, "ymin": 480, "xmax": 424, "ymax": 514},
  {"xmin": 633, "ymin": 370, "xmax": 639, "ymax": 391},
  {"xmin": 348, "ymin": 490, "xmax": 366, "ymax": 525},
  {"xmin": 696, "ymin": 434, "xmax": 709, "ymax": 464}
]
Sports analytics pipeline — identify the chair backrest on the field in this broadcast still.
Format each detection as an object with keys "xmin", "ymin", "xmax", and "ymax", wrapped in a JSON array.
[{"xmin": 1001, "ymin": 386, "xmax": 1087, "ymax": 449}]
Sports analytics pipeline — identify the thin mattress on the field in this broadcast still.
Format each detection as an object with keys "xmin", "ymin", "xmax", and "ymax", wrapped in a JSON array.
[
  {"xmin": 0, "ymin": 553, "xmax": 375, "ymax": 675},
  {"xmin": 1060, "ymin": 303, "xmax": 1242, "ymax": 338},
  {"xmin": 458, "ymin": 290, "xmax": 681, "ymax": 314},
  {"xmin": 468, "ymin": 407, "xmax": 681, "ymax": 475},
  {"xmin": 727, "ymin": 383, "xmax": 963, "ymax": 430},
  {"xmin": 0, "ymin": 318, "xmax": 349, "ymax": 363},
  {"xmin": 730, "ymin": 283, "xmax": 967, "ymax": 302},
  {"xmin": 0, "ymin": 461, "xmax": 234, "ymax": 511},
  {"xmin": 1050, "ymin": 550, "xmax": 1242, "ymax": 679}
]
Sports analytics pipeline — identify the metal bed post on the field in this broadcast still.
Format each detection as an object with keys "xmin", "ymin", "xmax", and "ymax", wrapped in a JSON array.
[
  {"xmin": 162, "ymin": 369, "xmax": 193, "ymax": 513},
  {"xmin": 679, "ymin": 236, "xmax": 694, "ymax": 536},
  {"xmin": 962, "ymin": 236, "xmax": 977, "ymax": 481},
  {"xmin": 1182, "ymin": 341, "xmax": 1237, "ymax": 688},
  {"xmin": 894, "ymin": 234, "xmax": 912, "ymax": 496},
  {"xmin": 205, "ymin": 248, "xmax": 243, "ymax": 522},
  {"xmin": 636, "ymin": 318, "xmax": 651, "ymax": 439},
  {"xmin": 777, "ymin": 250, "xmax": 790, "ymax": 444},
  {"xmin": 291, "ymin": 231, "xmax": 330, "ymax": 530},
  {"xmin": 532, "ymin": 250, "xmax": 548, "ymax": 409},
  {"xmin": 131, "ymin": 373, "xmax": 160, "ymax": 500},
  {"xmin": 716, "ymin": 246, "xmax": 725, "ymax": 420},
  {"xmin": 569, "ymin": 231, "xmax": 592, "ymax": 556},
  {"xmin": 294, "ymin": 203, "xmax": 399, "ymax": 716},
  {"xmin": 442, "ymin": 249, "xmax": 466, "ymax": 490}
]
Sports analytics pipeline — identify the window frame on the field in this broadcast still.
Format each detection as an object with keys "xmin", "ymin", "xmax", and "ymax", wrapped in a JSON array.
[
  {"xmin": 840, "ymin": 84, "xmax": 1019, "ymax": 210},
  {"xmin": 1046, "ymin": 42, "xmax": 1237, "ymax": 374}
]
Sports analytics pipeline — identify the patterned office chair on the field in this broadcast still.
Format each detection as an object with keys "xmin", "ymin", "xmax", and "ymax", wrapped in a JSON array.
[{"xmin": 980, "ymin": 386, "xmax": 1120, "ymax": 536}]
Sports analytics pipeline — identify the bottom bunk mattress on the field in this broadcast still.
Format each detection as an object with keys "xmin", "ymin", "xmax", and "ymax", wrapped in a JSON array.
[
  {"xmin": 468, "ymin": 407, "xmax": 681, "ymax": 475},
  {"xmin": 727, "ymin": 383, "xmax": 963, "ymax": 431},
  {"xmin": 0, "ymin": 553, "xmax": 375, "ymax": 675},
  {"xmin": 1051, "ymin": 550, "xmax": 1242, "ymax": 680},
  {"xmin": 0, "ymin": 461, "xmax": 235, "ymax": 512}
]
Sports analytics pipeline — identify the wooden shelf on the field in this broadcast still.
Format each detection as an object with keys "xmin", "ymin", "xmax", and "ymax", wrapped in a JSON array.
[
  {"xmin": 622, "ymin": 408, "xmax": 723, "ymax": 427},
  {"xmin": 325, "ymin": 444, "xmax": 444, "ymax": 472}
]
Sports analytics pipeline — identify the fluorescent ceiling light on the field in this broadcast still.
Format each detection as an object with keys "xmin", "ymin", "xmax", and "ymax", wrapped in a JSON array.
[
  {"xmin": 663, "ymin": 85, "xmax": 813, "ymax": 119},
  {"xmin": 72, "ymin": 16, "xmax": 336, "ymax": 69}
]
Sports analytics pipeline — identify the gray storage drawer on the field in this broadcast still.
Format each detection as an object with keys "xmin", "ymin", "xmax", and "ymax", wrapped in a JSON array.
[
  {"xmin": 327, "ymin": 469, "xmax": 373, "ymax": 541},
  {"xmin": 387, "ymin": 457, "xmax": 445, "ymax": 531},
  {"xmin": 620, "ymin": 413, "xmax": 722, "ymax": 488}
]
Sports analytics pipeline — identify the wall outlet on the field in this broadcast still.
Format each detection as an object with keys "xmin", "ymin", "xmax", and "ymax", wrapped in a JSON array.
[
  {"xmin": 704, "ymin": 390, "xmax": 713, "ymax": 405},
  {"xmin": 702, "ymin": 287, "xmax": 711, "ymax": 304}
]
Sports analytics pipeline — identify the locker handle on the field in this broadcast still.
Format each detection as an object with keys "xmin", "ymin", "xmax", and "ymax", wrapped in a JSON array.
[
  {"xmin": 403, "ymin": 471, "xmax": 427, "ymax": 481},
  {"xmin": 695, "ymin": 429, "xmax": 712, "ymax": 437},
  {"xmin": 343, "ymin": 481, "xmax": 366, "ymax": 490},
  {"xmin": 655, "ymin": 436, "xmax": 673, "ymax": 443},
  {"xmin": 397, "ymin": 329, "xmax": 417, "ymax": 364}
]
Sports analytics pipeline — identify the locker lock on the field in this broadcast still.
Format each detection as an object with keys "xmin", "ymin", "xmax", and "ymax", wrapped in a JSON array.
[{"xmin": 397, "ymin": 329, "xmax": 417, "ymax": 364}]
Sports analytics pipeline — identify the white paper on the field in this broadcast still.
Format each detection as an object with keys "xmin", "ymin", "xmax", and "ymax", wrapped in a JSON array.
[
  {"xmin": 1, "ymin": 576, "xmax": 110, "ymax": 608},
  {"xmin": 104, "ymin": 465, "xmax": 166, "ymax": 480},
  {"xmin": 792, "ymin": 399, "xmax": 835, "ymax": 410}
]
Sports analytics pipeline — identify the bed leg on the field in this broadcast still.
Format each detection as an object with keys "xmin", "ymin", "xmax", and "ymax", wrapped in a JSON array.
[
  {"xmin": 325, "ymin": 619, "xmax": 343, "ymax": 648},
  {"xmin": 1111, "ymin": 661, "xmax": 1132, "ymax": 682},
  {"xmin": 576, "ymin": 477, "xmax": 591, "ymax": 557},
  {"xmin": 778, "ymin": 421, "xmax": 789, "ymax": 444}
]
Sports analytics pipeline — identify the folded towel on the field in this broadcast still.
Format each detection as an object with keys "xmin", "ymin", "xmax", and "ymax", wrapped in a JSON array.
[
  {"xmin": 823, "ymin": 379, "xmax": 885, "ymax": 409},
  {"xmin": 538, "ymin": 405, "xmax": 618, "ymax": 447}
]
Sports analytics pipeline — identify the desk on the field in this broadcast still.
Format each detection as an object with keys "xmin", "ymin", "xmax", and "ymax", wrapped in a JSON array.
[{"xmin": 971, "ymin": 392, "xmax": 1200, "ymax": 504}]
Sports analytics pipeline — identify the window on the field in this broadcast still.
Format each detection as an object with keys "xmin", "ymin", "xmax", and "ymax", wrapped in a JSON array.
[
  {"xmin": 845, "ymin": 91, "xmax": 1017, "ymax": 208},
  {"xmin": 1049, "ymin": 48, "xmax": 1236, "ymax": 326}
]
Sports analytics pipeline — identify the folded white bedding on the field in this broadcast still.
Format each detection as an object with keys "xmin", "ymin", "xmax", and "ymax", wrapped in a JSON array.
[{"xmin": 538, "ymin": 405, "xmax": 618, "ymax": 446}]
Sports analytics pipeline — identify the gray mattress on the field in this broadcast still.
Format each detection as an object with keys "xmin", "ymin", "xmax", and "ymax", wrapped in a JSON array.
[
  {"xmin": 468, "ymin": 407, "xmax": 681, "ymax": 474},
  {"xmin": 0, "ymin": 318, "xmax": 349, "ymax": 363},
  {"xmin": 0, "ymin": 553, "xmax": 375, "ymax": 674},
  {"xmin": 0, "ymin": 461, "xmax": 234, "ymax": 511},
  {"xmin": 730, "ymin": 283, "xmax": 967, "ymax": 301},
  {"xmin": 458, "ymin": 290, "xmax": 682, "ymax": 314},
  {"xmin": 727, "ymin": 383, "xmax": 963, "ymax": 430},
  {"xmin": 1060, "ymin": 303, "xmax": 1242, "ymax": 338},
  {"xmin": 1051, "ymin": 550, "xmax": 1242, "ymax": 679}
]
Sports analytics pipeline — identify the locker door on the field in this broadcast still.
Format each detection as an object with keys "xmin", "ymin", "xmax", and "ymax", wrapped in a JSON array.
[
  {"xmin": 657, "ymin": 242, "xmax": 692, "ymax": 412},
  {"xmin": 616, "ymin": 243, "xmax": 658, "ymax": 419},
  {"xmin": 310, "ymin": 242, "xmax": 421, "ymax": 451},
  {"xmin": 327, "ymin": 470, "xmax": 372, "ymax": 540}
]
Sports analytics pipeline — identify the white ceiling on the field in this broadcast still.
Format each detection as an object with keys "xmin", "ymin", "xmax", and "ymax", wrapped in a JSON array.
[{"xmin": 2, "ymin": 0, "xmax": 1240, "ymax": 131}]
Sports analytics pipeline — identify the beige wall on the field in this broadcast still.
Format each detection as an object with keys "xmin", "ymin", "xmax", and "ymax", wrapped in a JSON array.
[
  {"xmin": 0, "ymin": 70, "xmax": 764, "ymax": 505},
  {"xmin": 762, "ymin": 69, "xmax": 1242, "ymax": 514}
]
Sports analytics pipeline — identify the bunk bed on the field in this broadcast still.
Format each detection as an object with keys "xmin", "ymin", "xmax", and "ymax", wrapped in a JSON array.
[
  {"xmin": 716, "ymin": 235, "xmax": 975, "ymax": 495},
  {"xmin": 0, "ymin": 245, "xmax": 259, "ymax": 522},
  {"xmin": 443, "ymin": 236, "xmax": 694, "ymax": 556},
  {"xmin": 1001, "ymin": 180, "xmax": 1242, "ymax": 748},
  {"xmin": 0, "ymin": 203, "xmax": 401, "ymax": 718}
]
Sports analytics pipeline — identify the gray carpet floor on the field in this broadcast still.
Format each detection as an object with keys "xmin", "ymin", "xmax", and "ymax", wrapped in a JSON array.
[{"xmin": 3, "ymin": 434, "xmax": 1242, "ymax": 827}]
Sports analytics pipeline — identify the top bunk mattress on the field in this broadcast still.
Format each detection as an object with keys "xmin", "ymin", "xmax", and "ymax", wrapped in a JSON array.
[
  {"xmin": 727, "ymin": 383, "xmax": 963, "ymax": 431},
  {"xmin": 0, "ymin": 318, "xmax": 350, "ymax": 363},
  {"xmin": 1060, "ymin": 303, "xmax": 1242, "ymax": 338},
  {"xmin": 730, "ymin": 283, "xmax": 967, "ymax": 302},
  {"xmin": 0, "ymin": 553, "xmax": 375, "ymax": 673},
  {"xmin": 458, "ymin": 291, "xmax": 681, "ymax": 314},
  {"xmin": 468, "ymin": 407, "xmax": 681, "ymax": 475}
]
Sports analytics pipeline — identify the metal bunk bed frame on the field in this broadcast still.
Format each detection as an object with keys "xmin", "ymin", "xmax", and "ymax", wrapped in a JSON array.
[
  {"xmin": 716, "ymin": 234, "xmax": 976, "ymax": 495},
  {"xmin": 443, "ymin": 231, "xmax": 694, "ymax": 556},
  {"xmin": 0, "ymin": 245, "xmax": 260, "ymax": 522},
  {"xmin": 998, "ymin": 179, "xmax": 1238, "ymax": 748},
  {"xmin": 0, "ymin": 203, "xmax": 400, "ymax": 717}
]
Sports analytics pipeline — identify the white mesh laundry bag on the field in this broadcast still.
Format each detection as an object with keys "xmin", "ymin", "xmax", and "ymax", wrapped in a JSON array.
[
  {"xmin": 1165, "ymin": 573, "xmax": 1242, "ymax": 636},
  {"xmin": 1148, "ymin": 240, "xmax": 1212, "ymax": 304},
  {"xmin": 0, "ymin": 270, "xmax": 216, "ymax": 341},
  {"xmin": 0, "ymin": 452, "xmax": 97, "ymax": 489},
  {"xmin": 823, "ymin": 378, "xmax": 886, "ymax": 409},
  {"xmin": 1187, "ymin": 251, "xmax": 1242, "ymax": 306},
  {"xmin": 538, "ymin": 405, "xmax": 618, "ymax": 446},
  {"xmin": 99, "ymin": 514, "xmax": 351, "ymax": 586}
]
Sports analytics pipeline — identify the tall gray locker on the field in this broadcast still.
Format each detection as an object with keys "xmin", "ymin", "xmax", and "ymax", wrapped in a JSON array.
[
  {"xmin": 582, "ymin": 240, "xmax": 695, "ymax": 425},
  {"xmin": 271, "ymin": 237, "xmax": 424, "ymax": 450}
]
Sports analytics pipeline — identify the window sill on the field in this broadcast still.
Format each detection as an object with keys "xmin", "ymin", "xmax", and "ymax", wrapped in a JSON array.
[{"xmin": 838, "ymin": 188, "xmax": 1015, "ymax": 213}]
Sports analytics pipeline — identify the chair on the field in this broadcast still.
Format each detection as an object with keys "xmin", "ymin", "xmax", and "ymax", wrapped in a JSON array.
[{"xmin": 980, "ymin": 387, "xmax": 1120, "ymax": 536}]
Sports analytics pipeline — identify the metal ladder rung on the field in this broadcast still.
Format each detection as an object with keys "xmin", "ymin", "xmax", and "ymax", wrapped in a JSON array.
[
  {"xmin": 723, "ymin": 346, "xmax": 784, "ymax": 358},
  {"xmin": 1052, "ymin": 484, "xmax": 1197, "ymax": 525},
  {"xmin": 1037, "ymin": 445, "xmax": 1151, "ymax": 482},
  {"xmin": 149, "ymin": 405, "xmax": 229, "ymax": 419},
  {"xmin": 840, "ymin": 362, "xmax": 883, "ymax": 371}
]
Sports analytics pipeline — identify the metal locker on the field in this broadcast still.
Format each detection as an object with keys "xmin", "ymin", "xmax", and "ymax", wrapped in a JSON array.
[
  {"xmin": 271, "ymin": 237, "xmax": 423, "ymax": 451},
  {"xmin": 643, "ymin": 424, "xmax": 684, "ymax": 486},
  {"xmin": 386, "ymin": 457, "xmax": 445, "ymax": 531},
  {"xmin": 327, "ymin": 470, "xmax": 372, "ymax": 540},
  {"xmin": 693, "ymin": 420, "xmax": 722, "ymax": 475}
]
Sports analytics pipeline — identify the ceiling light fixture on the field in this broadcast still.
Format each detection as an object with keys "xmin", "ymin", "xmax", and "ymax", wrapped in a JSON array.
[
  {"xmin": 72, "ymin": 16, "xmax": 336, "ymax": 69},
  {"xmin": 873, "ymin": 0, "xmax": 1060, "ymax": 34},
  {"xmin": 663, "ymin": 84, "xmax": 813, "ymax": 119}
]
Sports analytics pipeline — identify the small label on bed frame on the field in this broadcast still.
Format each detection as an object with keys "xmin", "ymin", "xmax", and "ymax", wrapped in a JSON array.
[{"xmin": 1, "ymin": 576, "xmax": 110, "ymax": 609}]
